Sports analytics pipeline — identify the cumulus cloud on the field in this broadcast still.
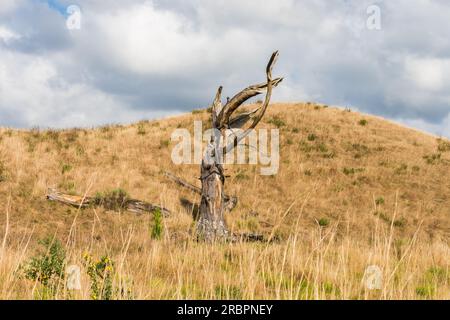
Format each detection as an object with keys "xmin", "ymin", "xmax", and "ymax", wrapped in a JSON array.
[
  {"xmin": 0, "ymin": 49, "xmax": 173, "ymax": 128},
  {"xmin": 0, "ymin": 0, "xmax": 449, "ymax": 136}
]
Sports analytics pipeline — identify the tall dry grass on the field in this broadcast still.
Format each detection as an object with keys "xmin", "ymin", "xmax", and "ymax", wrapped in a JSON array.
[
  {"xmin": 0, "ymin": 102, "xmax": 449, "ymax": 299},
  {"xmin": 0, "ymin": 204, "xmax": 448, "ymax": 299}
]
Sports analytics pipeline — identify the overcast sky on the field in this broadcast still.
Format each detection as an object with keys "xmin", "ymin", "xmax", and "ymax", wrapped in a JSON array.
[{"xmin": 0, "ymin": 0, "xmax": 449, "ymax": 137}]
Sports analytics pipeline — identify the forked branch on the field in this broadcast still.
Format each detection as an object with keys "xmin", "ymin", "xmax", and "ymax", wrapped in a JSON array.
[{"xmin": 223, "ymin": 51, "xmax": 282, "ymax": 154}]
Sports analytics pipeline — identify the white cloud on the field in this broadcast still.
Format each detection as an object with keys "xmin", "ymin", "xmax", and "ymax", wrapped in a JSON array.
[
  {"xmin": 0, "ymin": 0, "xmax": 450, "ymax": 137},
  {"xmin": 405, "ymin": 57, "xmax": 450, "ymax": 91},
  {"xmin": 0, "ymin": 49, "xmax": 173, "ymax": 128},
  {"xmin": 0, "ymin": 25, "xmax": 20, "ymax": 42},
  {"xmin": 85, "ymin": 2, "xmax": 269, "ymax": 76}
]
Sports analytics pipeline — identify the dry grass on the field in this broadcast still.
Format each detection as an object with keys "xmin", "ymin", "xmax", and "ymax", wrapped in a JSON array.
[{"xmin": 0, "ymin": 102, "xmax": 448, "ymax": 300}]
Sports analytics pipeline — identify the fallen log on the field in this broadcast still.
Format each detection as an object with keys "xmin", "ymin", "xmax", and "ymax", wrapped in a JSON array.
[
  {"xmin": 46, "ymin": 188, "xmax": 170, "ymax": 216},
  {"xmin": 46, "ymin": 189, "xmax": 92, "ymax": 207}
]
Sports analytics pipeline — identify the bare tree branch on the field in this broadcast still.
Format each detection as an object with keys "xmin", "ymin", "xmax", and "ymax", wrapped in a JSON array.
[
  {"xmin": 228, "ymin": 107, "xmax": 260, "ymax": 129},
  {"xmin": 217, "ymin": 77, "xmax": 283, "ymax": 129},
  {"xmin": 223, "ymin": 51, "xmax": 281, "ymax": 154},
  {"xmin": 212, "ymin": 86, "xmax": 223, "ymax": 127},
  {"xmin": 164, "ymin": 172, "xmax": 202, "ymax": 195}
]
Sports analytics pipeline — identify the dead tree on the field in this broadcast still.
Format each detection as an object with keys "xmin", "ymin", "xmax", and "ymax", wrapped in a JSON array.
[{"xmin": 195, "ymin": 51, "xmax": 283, "ymax": 241}]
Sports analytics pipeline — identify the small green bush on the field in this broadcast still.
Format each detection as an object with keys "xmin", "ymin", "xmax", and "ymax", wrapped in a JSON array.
[
  {"xmin": 151, "ymin": 208, "xmax": 164, "ymax": 240},
  {"xmin": 137, "ymin": 123, "xmax": 147, "ymax": 135},
  {"xmin": 343, "ymin": 167, "xmax": 364, "ymax": 175},
  {"xmin": 393, "ymin": 217, "xmax": 407, "ymax": 228},
  {"xmin": 358, "ymin": 119, "xmax": 368, "ymax": 126},
  {"xmin": 416, "ymin": 285, "xmax": 435, "ymax": 298},
  {"xmin": 317, "ymin": 143, "xmax": 328, "ymax": 153},
  {"xmin": 0, "ymin": 161, "xmax": 6, "ymax": 182},
  {"xmin": 318, "ymin": 218, "xmax": 330, "ymax": 227},
  {"xmin": 374, "ymin": 211, "xmax": 391, "ymax": 224},
  {"xmin": 23, "ymin": 237, "xmax": 66, "ymax": 298},
  {"xmin": 94, "ymin": 188, "xmax": 129, "ymax": 211},
  {"xmin": 61, "ymin": 163, "xmax": 72, "ymax": 174},
  {"xmin": 159, "ymin": 139, "xmax": 170, "ymax": 149},
  {"xmin": 394, "ymin": 164, "xmax": 408, "ymax": 174},
  {"xmin": 423, "ymin": 153, "xmax": 441, "ymax": 165},
  {"xmin": 268, "ymin": 116, "xmax": 286, "ymax": 128},
  {"xmin": 437, "ymin": 139, "xmax": 450, "ymax": 152},
  {"xmin": 235, "ymin": 171, "xmax": 249, "ymax": 180},
  {"xmin": 83, "ymin": 253, "xmax": 114, "ymax": 300}
]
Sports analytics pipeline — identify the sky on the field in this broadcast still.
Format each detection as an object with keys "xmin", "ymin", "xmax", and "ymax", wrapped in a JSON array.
[{"xmin": 0, "ymin": 0, "xmax": 449, "ymax": 137}]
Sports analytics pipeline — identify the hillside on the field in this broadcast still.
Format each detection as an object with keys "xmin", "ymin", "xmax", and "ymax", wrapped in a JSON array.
[{"xmin": 0, "ymin": 102, "xmax": 449, "ymax": 299}]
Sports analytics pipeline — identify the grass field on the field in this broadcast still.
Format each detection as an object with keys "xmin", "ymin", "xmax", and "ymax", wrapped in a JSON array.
[{"xmin": 0, "ymin": 102, "xmax": 448, "ymax": 299}]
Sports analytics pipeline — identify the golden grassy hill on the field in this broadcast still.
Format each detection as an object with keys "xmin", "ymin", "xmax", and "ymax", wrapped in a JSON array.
[{"xmin": 0, "ymin": 102, "xmax": 448, "ymax": 299}]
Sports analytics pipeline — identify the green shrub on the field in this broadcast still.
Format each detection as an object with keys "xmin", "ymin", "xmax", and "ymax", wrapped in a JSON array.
[
  {"xmin": 375, "ymin": 197, "xmax": 385, "ymax": 205},
  {"xmin": 423, "ymin": 153, "xmax": 441, "ymax": 165},
  {"xmin": 307, "ymin": 133, "xmax": 317, "ymax": 141},
  {"xmin": 83, "ymin": 253, "xmax": 114, "ymax": 300},
  {"xmin": 317, "ymin": 143, "xmax": 328, "ymax": 153},
  {"xmin": 393, "ymin": 217, "xmax": 407, "ymax": 228},
  {"xmin": 394, "ymin": 164, "xmax": 408, "ymax": 174},
  {"xmin": 416, "ymin": 285, "xmax": 435, "ymax": 298},
  {"xmin": 23, "ymin": 237, "xmax": 66, "ymax": 298},
  {"xmin": 374, "ymin": 211, "xmax": 390, "ymax": 224},
  {"xmin": 137, "ymin": 123, "xmax": 147, "ymax": 135},
  {"xmin": 437, "ymin": 139, "xmax": 450, "ymax": 152},
  {"xmin": 267, "ymin": 116, "xmax": 286, "ymax": 128},
  {"xmin": 235, "ymin": 171, "xmax": 249, "ymax": 180},
  {"xmin": 61, "ymin": 164, "xmax": 72, "ymax": 174},
  {"xmin": 343, "ymin": 167, "xmax": 364, "ymax": 175},
  {"xmin": 94, "ymin": 188, "xmax": 129, "ymax": 211},
  {"xmin": 358, "ymin": 119, "xmax": 368, "ymax": 126},
  {"xmin": 151, "ymin": 208, "xmax": 164, "ymax": 240},
  {"xmin": 0, "ymin": 161, "xmax": 6, "ymax": 182},
  {"xmin": 159, "ymin": 139, "xmax": 170, "ymax": 149},
  {"xmin": 318, "ymin": 218, "xmax": 330, "ymax": 227}
]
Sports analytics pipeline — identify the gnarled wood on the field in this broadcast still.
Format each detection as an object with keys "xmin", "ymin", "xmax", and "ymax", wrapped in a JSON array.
[
  {"xmin": 217, "ymin": 77, "xmax": 283, "ymax": 129},
  {"xmin": 195, "ymin": 51, "xmax": 282, "ymax": 242},
  {"xmin": 164, "ymin": 171, "xmax": 238, "ymax": 213},
  {"xmin": 197, "ymin": 160, "xmax": 228, "ymax": 241}
]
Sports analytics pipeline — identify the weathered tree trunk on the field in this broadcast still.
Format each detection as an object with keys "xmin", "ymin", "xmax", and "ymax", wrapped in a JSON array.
[{"xmin": 197, "ymin": 157, "xmax": 229, "ymax": 241}]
